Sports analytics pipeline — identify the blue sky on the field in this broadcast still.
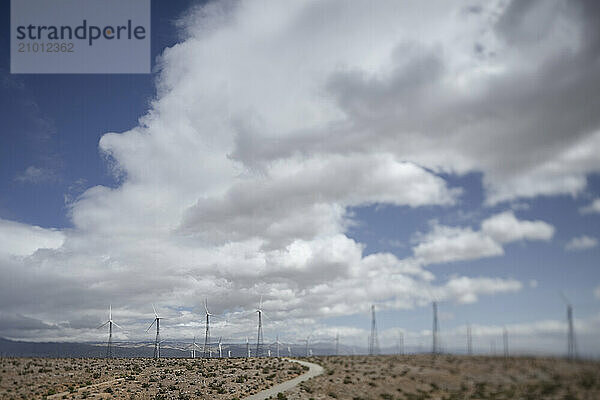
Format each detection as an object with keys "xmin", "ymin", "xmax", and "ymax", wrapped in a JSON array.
[
  {"xmin": 1, "ymin": 0, "xmax": 600, "ymax": 356},
  {"xmin": 0, "ymin": 0, "xmax": 193, "ymax": 227}
]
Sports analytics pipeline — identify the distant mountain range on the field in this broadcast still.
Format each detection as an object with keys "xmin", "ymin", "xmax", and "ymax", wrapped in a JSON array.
[
  {"xmin": 3, "ymin": 337, "xmax": 447, "ymax": 358},
  {"xmin": 0, "ymin": 337, "xmax": 584, "ymax": 359},
  {"xmin": 0, "ymin": 337, "xmax": 184, "ymax": 358},
  {"xmin": 0, "ymin": 337, "xmax": 359, "ymax": 358}
]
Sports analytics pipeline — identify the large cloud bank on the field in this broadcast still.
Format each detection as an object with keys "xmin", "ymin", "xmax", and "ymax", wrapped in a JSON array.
[{"xmin": 1, "ymin": 0, "xmax": 599, "ymax": 347}]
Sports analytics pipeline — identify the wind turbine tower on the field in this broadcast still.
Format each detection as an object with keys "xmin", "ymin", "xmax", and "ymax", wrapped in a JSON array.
[
  {"xmin": 255, "ymin": 296, "xmax": 264, "ymax": 357},
  {"xmin": 560, "ymin": 293, "xmax": 577, "ymax": 360},
  {"xmin": 503, "ymin": 327, "xmax": 509, "ymax": 358},
  {"xmin": 369, "ymin": 305, "xmax": 379, "ymax": 355},
  {"xmin": 305, "ymin": 336, "xmax": 311, "ymax": 357},
  {"xmin": 190, "ymin": 336, "xmax": 201, "ymax": 359},
  {"xmin": 146, "ymin": 305, "xmax": 163, "ymax": 359},
  {"xmin": 203, "ymin": 299, "xmax": 213, "ymax": 358},
  {"xmin": 246, "ymin": 336, "xmax": 250, "ymax": 358},
  {"xmin": 467, "ymin": 324, "xmax": 473, "ymax": 355},
  {"xmin": 97, "ymin": 305, "xmax": 122, "ymax": 358},
  {"xmin": 275, "ymin": 335, "xmax": 281, "ymax": 358},
  {"xmin": 399, "ymin": 331, "xmax": 404, "ymax": 356},
  {"xmin": 432, "ymin": 301, "xmax": 439, "ymax": 355},
  {"xmin": 567, "ymin": 303, "xmax": 576, "ymax": 359}
]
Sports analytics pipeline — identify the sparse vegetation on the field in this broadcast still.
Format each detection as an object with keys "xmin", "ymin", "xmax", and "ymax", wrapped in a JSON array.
[
  {"xmin": 282, "ymin": 355, "xmax": 600, "ymax": 400},
  {"xmin": 4, "ymin": 354, "xmax": 600, "ymax": 399},
  {"xmin": 0, "ymin": 357, "xmax": 302, "ymax": 399}
]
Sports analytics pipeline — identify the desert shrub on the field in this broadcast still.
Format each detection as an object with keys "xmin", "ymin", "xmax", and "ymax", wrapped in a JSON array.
[
  {"xmin": 540, "ymin": 381, "xmax": 560, "ymax": 395},
  {"xmin": 579, "ymin": 371, "xmax": 597, "ymax": 389}
]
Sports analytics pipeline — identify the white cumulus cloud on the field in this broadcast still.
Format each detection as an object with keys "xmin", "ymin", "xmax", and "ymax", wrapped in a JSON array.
[
  {"xmin": 580, "ymin": 199, "xmax": 600, "ymax": 214},
  {"xmin": 412, "ymin": 211, "xmax": 554, "ymax": 266},
  {"xmin": 565, "ymin": 235, "xmax": 598, "ymax": 251},
  {"xmin": 3, "ymin": 0, "xmax": 598, "ymax": 344},
  {"xmin": 0, "ymin": 218, "xmax": 64, "ymax": 257}
]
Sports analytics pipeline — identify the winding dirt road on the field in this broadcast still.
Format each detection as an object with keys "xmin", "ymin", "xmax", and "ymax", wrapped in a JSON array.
[{"xmin": 243, "ymin": 358, "xmax": 324, "ymax": 400}]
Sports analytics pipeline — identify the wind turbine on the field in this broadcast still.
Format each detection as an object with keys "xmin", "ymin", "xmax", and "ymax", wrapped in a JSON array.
[
  {"xmin": 398, "ymin": 331, "xmax": 404, "ymax": 356},
  {"xmin": 301, "ymin": 335, "xmax": 311, "ymax": 357},
  {"xmin": 275, "ymin": 335, "xmax": 282, "ymax": 358},
  {"xmin": 560, "ymin": 292, "xmax": 577, "ymax": 360},
  {"xmin": 269, "ymin": 335, "xmax": 282, "ymax": 357},
  {"xmin": 217, "ymin": 337, "xmax": 223, "ymax": 358},
  {"xmin": 255, "ymin": 296, "xmax": 264, "ymax": 357},
  {"xmin": 432, "ymin": 301, "xmax": 439, "ymax": 355},
  {"xmin": 189, "ymin": 336, "xmax": 201, "ymax": 359},
  {"xmin": 369, "ymin": 305, "xmax": 379, "ymax": 355},
  {"xmin": 246, "ymin": 336, "xmax": 250, "ymax": 358},
  {"xmin": 97, "ymin": 305, "xmax": 122, "ymax": 358},
  {"xmin": 203, "ymin": 298, "xmax": 213, "ymax": 358},
  {"xmin": 146, "ymin": 304, "xmax": 164, "ymax": 359},
  {"xmin": 467, "ymin": 323, "xmax": 473, "ymax": 355},
  {"xmin": 503, "ymin": 327, "xmax": 509, "ymax": 358}
]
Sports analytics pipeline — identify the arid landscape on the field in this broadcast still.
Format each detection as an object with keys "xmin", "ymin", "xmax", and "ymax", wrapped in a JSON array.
[
  {"xmin": 284, "ymin": 355, "xmax": 600, "ymax": 400},
  {"xmin": 2, "ymin": 355, "xmax": 600, "ymax": 399},
  {"xmin": 0, "ymin": 357, "xmax": 304, "ymax": 399},
  {"xmin": 4, "ymin": 0, "xmax": 600, "ymax": 399}
]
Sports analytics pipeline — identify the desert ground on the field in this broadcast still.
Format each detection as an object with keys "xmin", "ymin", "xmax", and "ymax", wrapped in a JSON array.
[
  {"xmin": 284, "ymin": 355, "xmax": 600, "ymax": 400},
  {"xmin": 0, "ymin": 357, "xmax": 304, "ymax": 399},
  {"xmin": 2, "ymin": 354, "xmax": 600, "ymax": 399}
]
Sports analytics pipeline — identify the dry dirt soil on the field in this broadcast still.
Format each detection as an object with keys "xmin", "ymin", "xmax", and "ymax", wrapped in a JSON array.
[
  {"xmin": 3, "ymin": 355, "xmax": 600, "ymax": 400},
  {"xmin": 284, "ymin": 355, "xmax": 600, "ymax": 400},
  {"xmin": 0, "ymin": 357, "xmax": 304, "ymax": 399}
]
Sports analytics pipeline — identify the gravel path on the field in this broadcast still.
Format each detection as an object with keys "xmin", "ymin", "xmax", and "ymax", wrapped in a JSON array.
[{"xmin": 243, "ymin": 358, "xmax": 324, "ymax": 400}]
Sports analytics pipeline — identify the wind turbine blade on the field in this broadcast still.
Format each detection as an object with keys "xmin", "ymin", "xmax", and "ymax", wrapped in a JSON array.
[
  {"xmin": 146, "ymin": 318, "xmax": 157, "ymax": 332},
  {"xmin": 112, "ymin": 322, "xmax": 124, "ymax": 330},
  {"xmin": 109, "ymin": 304, "xmax": 112, "ymax": 321},
  {"xmin": 262, "ymin": 311, "xmax": 272, "ymax": 321},
  {"xmin": 152, "ymin": 304, "xmax": 158, "ymax": 317},
  {"xmin": 97, "ymin": 321, "xmax": 109, "ymax": 329},
  {"xmin": 259, "ymin": 295, "xmax": 263, "ymax": 310},
  {"xmin": 204, "ymin": 298, "xmax": 209, "ymax": 315}
]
